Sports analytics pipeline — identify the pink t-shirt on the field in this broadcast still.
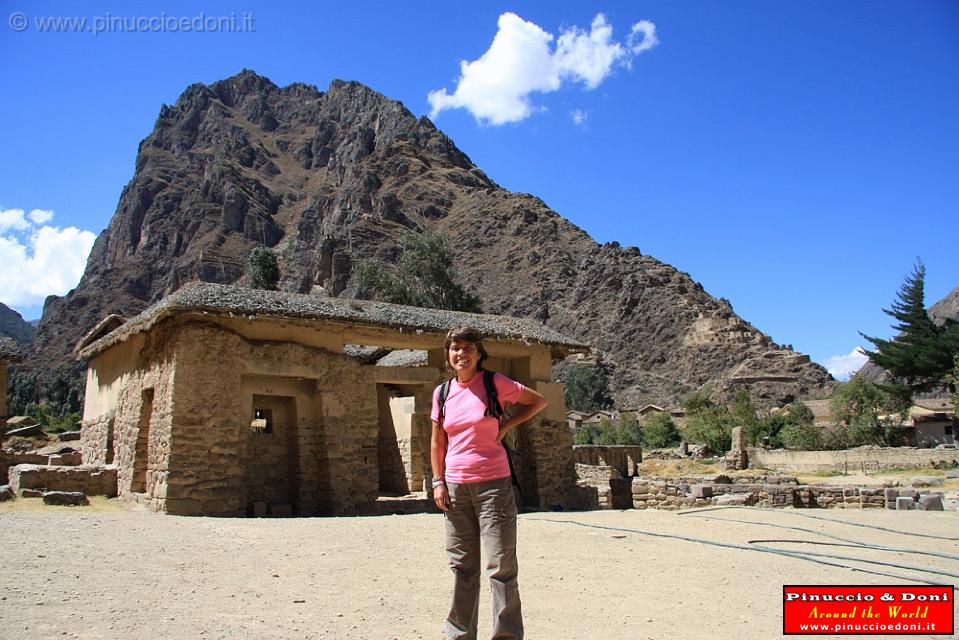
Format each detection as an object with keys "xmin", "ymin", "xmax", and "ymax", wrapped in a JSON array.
[{"xmin": 431, "ymin": 371, "xmax": 527, "ymax": 483}]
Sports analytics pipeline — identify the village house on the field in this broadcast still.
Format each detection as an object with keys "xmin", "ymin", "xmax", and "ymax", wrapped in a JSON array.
[
  {"xmin": 76, "ymin": 282, "xmax": 588, "ymax": 517},
  {"xmin": 634, "ymin": 404, "xmax": 686, "ymax": 427},
  {"xmin": 775, "ymin": 398, "xmax": 956, "ymax": 447},
  {"xmin": 0, "ymin": 337, "xmax": 23, "ymax": 422},
  {"xmin": 908, "ymin": 398, "xmax": 955, "ymax": 446}
]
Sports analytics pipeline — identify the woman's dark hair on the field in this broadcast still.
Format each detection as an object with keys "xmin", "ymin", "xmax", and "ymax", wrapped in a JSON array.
[{"xmin": 444, "ymin": 326, "xmax": 488, "ymax": 373}]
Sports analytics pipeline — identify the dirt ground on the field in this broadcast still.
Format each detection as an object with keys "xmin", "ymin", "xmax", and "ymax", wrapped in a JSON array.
[{"xmin": 1, "ymin": 501, "xmax": 956, "ymax": 640}]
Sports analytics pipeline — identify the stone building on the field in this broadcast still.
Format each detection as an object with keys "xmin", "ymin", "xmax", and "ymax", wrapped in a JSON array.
[
  {"xmin": 76, "ymin": 282, "xmax": 588, "ymax": 517},
  {"xmin": 0, "ymin": 337, "xmax": 24, "ymax": 421}
]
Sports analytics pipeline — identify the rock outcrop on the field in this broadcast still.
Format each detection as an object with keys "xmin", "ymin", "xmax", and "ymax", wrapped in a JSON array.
[
  {"xmin": 0, "ymin": 302, "xmax": 36, "ymax": 347},
  {"xmin": 27, "ymin": 70, "xmax": 833, "ymax": 407}
]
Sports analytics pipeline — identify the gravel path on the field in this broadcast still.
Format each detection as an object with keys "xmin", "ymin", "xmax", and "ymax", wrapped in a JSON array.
[{"xmin": 1, "ymin": 504, "xmax": 956, "ymax": 639}]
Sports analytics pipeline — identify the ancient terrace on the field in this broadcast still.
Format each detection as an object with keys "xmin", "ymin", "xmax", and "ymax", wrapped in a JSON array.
[{"xmin": 76, "ymin": 282, "xmax": 588, "ymax": 517}]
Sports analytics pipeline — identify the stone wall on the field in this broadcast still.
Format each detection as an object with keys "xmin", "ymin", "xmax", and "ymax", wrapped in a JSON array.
[
  {"xmin": 750, "ymin": 446, "xmax": 959, "ymax": 474},
  {"xmin": 574, "ymin": 463, "xmax": 633, "ymax": 509},
  {"xmin": 165, "ymin": 323, "xmax": 381, "ymax": 517},
  {"xmin": 8, "ymin": 464, "xmax": 117, "ymax": 497},
  {"xmin": 80, "ymin": 416, "xmax": 113, "ymax": 466},
  {"xmin": 626, "ymin": 477, "xmax": 945, "ymax": 511},
  {"xmin": 572, "ymin": 445, "xmax": 643, "ymax": 479},
  {"xmin": 80, "ymin": 323, "xmax": 177, "ymax": 506},
  {"xmin": 517, "ymin": 418, "xmax": 580, "ymax": 510}
]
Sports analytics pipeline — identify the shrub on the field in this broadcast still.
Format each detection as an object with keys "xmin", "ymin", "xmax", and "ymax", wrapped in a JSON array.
[{"xmin": 643, "ymin": 412, "xmax": 681, "ymax": 448}]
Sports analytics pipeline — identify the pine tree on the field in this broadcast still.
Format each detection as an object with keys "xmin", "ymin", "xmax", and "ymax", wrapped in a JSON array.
[
  {"xmin": 248, "ymin": 247, "xmax": 280, "ymax": 291},
  {"xmin": 860, "ymin": 260, "xmax": 956, "ymax": 394}
]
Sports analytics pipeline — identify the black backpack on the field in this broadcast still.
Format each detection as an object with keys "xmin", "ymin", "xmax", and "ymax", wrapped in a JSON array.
[{"xmin": 437, "ymin": 369, "xmax": 522, "ymax": 497}]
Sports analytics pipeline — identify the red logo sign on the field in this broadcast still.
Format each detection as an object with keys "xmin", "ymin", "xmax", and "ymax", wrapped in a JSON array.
[{"xmin": 783, "ymin": 585, "xmax": 954, "ymax": 635}]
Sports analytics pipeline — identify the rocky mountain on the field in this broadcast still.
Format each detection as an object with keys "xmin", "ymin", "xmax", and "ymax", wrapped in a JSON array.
[
  {"xmin": 27, "ymin": 70, "xmax": 834, "ymax": 408},
  {"xmin": 0, "ymin": 302, "xmax": 36, "ymax": 347}
]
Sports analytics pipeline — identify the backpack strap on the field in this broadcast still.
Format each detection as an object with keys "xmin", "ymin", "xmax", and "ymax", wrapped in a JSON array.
[
  {"xmin": 481, "ymin": 369, "xmax": 504, "ymax": 420},
  {"xmin": 437, "ymin": 378, "xmax": 453, "ymax": 423}
]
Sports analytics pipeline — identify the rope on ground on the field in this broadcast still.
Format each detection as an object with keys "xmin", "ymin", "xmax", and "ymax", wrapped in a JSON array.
[
  {"xmin": 746, "ymin": 538, "xmax": 959, "ymax": 563},
  {"xmin": 529, "ymin": 517, "xmax": 948, "ymax": 586},
  {"xmin": 678, "ymin": 505, "xmax": 959, "ymax": 542},
  {"xmin": 685, "ymin": 514, "xmax": 959, "ymax": 561}
]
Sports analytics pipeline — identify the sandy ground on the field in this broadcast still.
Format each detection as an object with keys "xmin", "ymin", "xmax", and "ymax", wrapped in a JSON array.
[{"xmin": 0, "ymin": 502, "xmax": 957, "ymax": 640}]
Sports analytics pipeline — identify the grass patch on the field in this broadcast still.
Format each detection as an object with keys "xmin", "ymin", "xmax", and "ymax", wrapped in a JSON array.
[
  {"xmin": 811, "ymin": 469, "xmax": 846, "ymax": 477},
  {"xmin": 638, "ymin": 458, "xmax": 749, "ymax": 477}
]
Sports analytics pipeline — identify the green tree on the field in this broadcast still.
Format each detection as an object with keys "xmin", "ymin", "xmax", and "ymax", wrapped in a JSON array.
[
  {"xmin": 681, "ymin": 388, "xmax": 715, "ymax": 415},
  {"xmin": 682, "ymin": 404, "xmax": 735, "ymax": 453},
  {"xmin": 563, "ymin": 365, "xmax": 614, "ymax": 413},
  {"xmin": 731, "ymin": 389, "xmax": 763, "ymax": 445},
  {"xmin": 830, "ymin": 374, "xmax": 906, "ymax": 446},
  {"xmin": 573, "ymin": 422, "xmax": 601, "ymax": 445},
  {"xmin": 643, "ymin": 412, "xmax": 681, "ymax": 448},
  {"xmin": 572, "ymin": 414, "xmax": 644, "ymax": 446},
  {"xmin": 778, "ymin": 420, "xmax": 824, "ymax": 450},
  {"xmin": 861, "ymin": 260, "xmax": 959, "ymax": 397},
  {"xmin": 358, "ymin": 230, "xmax": 481, "ymax": 312},
  {"xmin": 248, "ymin": 247, "xmax": 280, "ymax": 290}
]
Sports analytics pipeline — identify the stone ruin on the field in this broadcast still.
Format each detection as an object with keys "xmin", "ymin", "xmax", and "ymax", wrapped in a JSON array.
[{"xmin": 55, "ymin": 282, "xmax": 589, "ymax": 517}]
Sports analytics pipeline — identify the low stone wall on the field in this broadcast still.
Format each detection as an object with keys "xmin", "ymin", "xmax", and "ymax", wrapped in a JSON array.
[
  {"xmin": 629, "ymin": 480, "xmax": 944, "ymax": 511},
  {"xmin": 8, "ymin": 464, "xmax": 117, "ymax": 497},
  {"xmin": 750, "ymin": 446, "xmax": 959, "ymax": 474},
  {"xmin": 1, "ymin": 451, "xmax": 84, "ymax": 482},
  {"xmin": 572, "ymin": 445, "xmax": 642, "ymax": 479},
  {"xmin": 574, "ymin": 463, "xmax": 634, "ymax": 510}
]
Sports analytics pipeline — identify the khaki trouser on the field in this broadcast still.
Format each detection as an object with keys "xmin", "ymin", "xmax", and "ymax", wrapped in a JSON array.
[{"xmin": 444, "ymin": 478, "xmax": 523, "ymax": 640}]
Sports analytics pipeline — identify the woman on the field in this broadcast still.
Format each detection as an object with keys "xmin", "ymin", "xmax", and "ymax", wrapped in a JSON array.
[{"xmin": 430, "ymin": 326, "xmax": 547, "ymax": 640}]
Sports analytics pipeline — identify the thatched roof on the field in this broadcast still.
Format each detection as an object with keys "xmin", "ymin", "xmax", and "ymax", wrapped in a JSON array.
[
  {"xmin": 77, "ymin": 282, "xmax": 590, "ymax": 360},
  {"xmin": 0, "ymin": 337, "xmax": 24, "ymax": 362}
]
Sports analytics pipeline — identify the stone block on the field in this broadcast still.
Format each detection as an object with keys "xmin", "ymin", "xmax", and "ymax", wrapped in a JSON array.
[
  {"xmin": 910, "ymin": 476, "xmax": 944, "ymax": 487},
  {"xmin": 42, "ymin": 491, "xmax": 89, "ymax": 506},
  {"xmin": 691, "ymin": 484, "xmax": 713, "ymax": 499},
  {"xmin": 945, "ymin": 470, "xmax": 959, "ymax": 479},
  {"xmin": 252, "ymin": 501, "xmax": 268, "ymax": 517},
  {"xmin": 57, "ymin": 430, "xmax": 81, "ymax": 441},
  {"xmin": 4, "ymin": 423, "xmax": 43, "ymax": 438},
  {"xmin": 899, "ymin": 488, "xmax": 918, "ymax": 499},
  {"xmin": 885, "ymin": 501, "xmax": 896, "ymax": 510},
  {"xmin": 916, "ymin": 495, "xmax": 944, "ymax": 511},
  {"xmin": 895, "ymin": 497, "xmax": 914, "ymax": 510},
  {"xmin": 19, "ymin": 488, "xmax": 43, "ymax": 498},
  {"xmin": 884, "ymin": 488, "xmax": 899, "ymax": 501},
  {"xmin": 715, "ymin": 493, "xmax": 751, "ymax": 506},
  {"xmin": 0, "ymin": 485, "xmax": 13, "ymax": 502}
]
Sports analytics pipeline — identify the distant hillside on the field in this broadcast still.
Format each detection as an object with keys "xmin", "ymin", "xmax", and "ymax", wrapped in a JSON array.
[
  {"xmin": 0, "ymin": 302, "xmax": 36, "ymax": 347},
  {"xmin": 26, "ymin": 70, "xmax": 834, "ymax": 408}
]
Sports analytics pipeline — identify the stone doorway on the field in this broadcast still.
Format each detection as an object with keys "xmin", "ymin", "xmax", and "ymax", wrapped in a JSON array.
[{"xmin": 246, "ymin": 394, "xmax": 299, "ymax": 514}]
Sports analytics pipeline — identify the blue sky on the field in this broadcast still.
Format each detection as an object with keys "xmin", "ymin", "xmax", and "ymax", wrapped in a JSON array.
[{"xmin": 1, "ymin": 1, "xmax": 957, "ymax": 378}]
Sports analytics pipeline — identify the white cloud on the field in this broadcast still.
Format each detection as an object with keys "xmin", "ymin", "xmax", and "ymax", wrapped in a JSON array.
[
  {"xmin": 824, "ymin": 347, "xmax": 869, "ymax": 380},
  {"xmin": 571, "ymin": 109, "xmax": 589, "ymax": 126},
  {"xmin": 428, "ymin": 12, "xmax": 658, "ymax": 125},
  {"xmin": 28, "ymin": 208, "xmax": 54, "ymax": 225},
  {"xmin": 0, "ymin": 207, "xmax": 97, "ymax": 310},
  {"xmin": 628, "ymin": 20, "xmax": 659, "ymax": 54},
  {"xmin": 0, "ymin": 208, "xmax": 30, "ymax": 231}
]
